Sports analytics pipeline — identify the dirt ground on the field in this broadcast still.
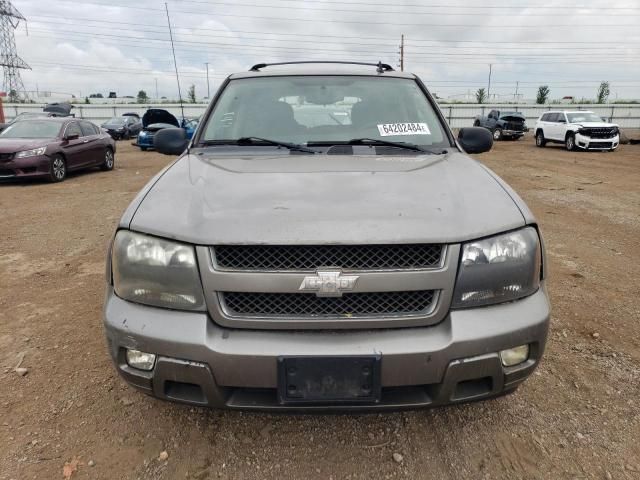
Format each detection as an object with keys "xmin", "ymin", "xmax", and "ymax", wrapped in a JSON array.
[{"xmin": 1, "ymin": 135, "xmax": 639, "ymax": 480}]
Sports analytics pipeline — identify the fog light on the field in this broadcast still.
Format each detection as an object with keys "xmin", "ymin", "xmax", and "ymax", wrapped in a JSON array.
[
  {"xmin": 500, "ymin": 345, "xmax": 529, "ymax": 367},
  {"xmin": 126, "ymin": 349, "xmax": 156, "ymax": 371}
]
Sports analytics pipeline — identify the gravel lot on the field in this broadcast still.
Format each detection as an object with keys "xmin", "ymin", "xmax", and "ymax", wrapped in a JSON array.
[{"xmin": 1, "ymin": 136, "xmax": 639, "ymax": 480}]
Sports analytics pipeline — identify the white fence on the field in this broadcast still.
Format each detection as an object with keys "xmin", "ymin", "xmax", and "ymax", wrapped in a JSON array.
[{"xmin": 2, "ymin": 103, "xmax": 639, "ymax": 128}]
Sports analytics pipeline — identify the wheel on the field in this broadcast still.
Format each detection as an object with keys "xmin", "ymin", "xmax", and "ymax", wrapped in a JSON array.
[
  {"xmin": 140, "ymin": 147, "xmax": 148, "ymax": 152},
  {"xmin": 100, "ymin": 148, "xmax": 115, "ymax": 171},
  {"xmin": 535, "ymin": 131, "xmax": 546, "ymax": 147},
  {"xmin": 565, "ymin": 133, "xmax": 575, "ymax": 151},
  {"xmin": 49, "ymin": 154, "xmax": 67, "ymax": 182},
  {"xmin": 493, "ymin": 128, "xmax": 503, "ymax": 141}
]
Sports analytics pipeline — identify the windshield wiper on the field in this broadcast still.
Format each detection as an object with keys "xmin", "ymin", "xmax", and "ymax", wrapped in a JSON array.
[
  {"xmin": 346, "ymin": 138, "xmax": 431, "ymax": 153},
  {"xmin": 200, "ymin": 137, "xmax": 316, "ymax": 154}
]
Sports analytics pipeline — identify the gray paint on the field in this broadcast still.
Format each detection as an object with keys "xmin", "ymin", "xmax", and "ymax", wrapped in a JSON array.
[{"xmin": 129, "ymin": 151, "xmax": 526, "ymax": 245}]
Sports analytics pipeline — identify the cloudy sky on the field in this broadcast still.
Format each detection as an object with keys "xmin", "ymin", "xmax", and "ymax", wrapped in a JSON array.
[{"xmin": 9, "ymin": 0, "xmax": 640, "ymax": 102}]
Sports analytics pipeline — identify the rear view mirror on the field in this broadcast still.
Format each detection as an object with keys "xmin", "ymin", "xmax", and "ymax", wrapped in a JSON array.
[
  {"xmin": 458, "ymin": 127, "xmax": 493, "ymax": 154},
  {"xmin": 154, "ymin": 128, "xmax": 189, "ymax": 156}
]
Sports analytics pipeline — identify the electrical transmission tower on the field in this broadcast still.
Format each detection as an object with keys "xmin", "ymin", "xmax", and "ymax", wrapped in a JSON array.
[{"xmin": 0, "ymin": 0, "xmax": 30, "ymax": 101}]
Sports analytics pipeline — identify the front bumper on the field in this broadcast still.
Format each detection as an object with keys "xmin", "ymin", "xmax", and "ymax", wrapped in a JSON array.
[
  {"xmin": 575, "ymin": 133, "xmax": 619, "ymax": 150},
  {"xmin": 104, "ymin": 285, "xmax": 550, "ymax": 410},
  {"xmin": 0, "ymin": 154, "xmax": 51, "ymax": 179},
  {"xmin": 502, "ymin": 129, "xmax": 525, "ymax": 137}
]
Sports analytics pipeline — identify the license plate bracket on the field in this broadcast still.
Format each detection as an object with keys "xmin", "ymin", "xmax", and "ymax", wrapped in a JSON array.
[{"xmin": 278, "ymin": 356, "xmax": 381, "ymax": 404}]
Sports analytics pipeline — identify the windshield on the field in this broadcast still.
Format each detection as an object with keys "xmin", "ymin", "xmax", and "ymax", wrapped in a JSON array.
[
  {"xmin": 566, "ymin": 112, "xmax": 605, "ymax": 123},
  {"xmin": 0, "ymin": 120, "xmax": 61, "ymax": 138},
  {"xmin": 106, "ymin": 117, "xmax": 126, "ymax": 124},
  {"xmin": 201, "ymin": 76, "xmax": 449, "ymax": 148}
]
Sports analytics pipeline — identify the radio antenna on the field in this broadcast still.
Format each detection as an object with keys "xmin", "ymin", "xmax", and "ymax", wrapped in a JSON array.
[{"xmin": 164, "ymin": 3, "xmax": 185, "ymax": 122}]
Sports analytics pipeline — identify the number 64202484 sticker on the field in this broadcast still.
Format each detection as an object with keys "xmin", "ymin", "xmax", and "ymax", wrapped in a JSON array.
[{"xmin": 377, "ymin": 123, "xmax": 431, "ymax": 137}]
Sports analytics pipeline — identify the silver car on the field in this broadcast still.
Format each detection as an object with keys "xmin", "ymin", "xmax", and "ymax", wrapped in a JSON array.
[{"xmin": 104, "ymin": 61, "xmax": 550, "ymax": 410}]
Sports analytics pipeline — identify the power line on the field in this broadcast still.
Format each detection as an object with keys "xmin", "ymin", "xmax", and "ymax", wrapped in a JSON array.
[
  {"xmin": 19, "ymin": 27, "xmax": 639, "ymax": 61},
  {"xmin": 36, "ymin": 1, "xmax": 640, "ymax": 28},
  {"xmin": 23, "ymin": 14, "xmax": 640, "ymax": 46}
]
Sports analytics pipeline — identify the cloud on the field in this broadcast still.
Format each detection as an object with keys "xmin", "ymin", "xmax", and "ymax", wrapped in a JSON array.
[{"xmin": 8, "ymin": 0, "xmax": 640, "ymax": 101}]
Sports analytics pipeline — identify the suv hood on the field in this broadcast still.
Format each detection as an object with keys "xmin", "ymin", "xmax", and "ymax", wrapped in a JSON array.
[
  {"xmin": 129, "ymin": 152, "xmax": 527, "ymax": 245},
  {"xmin": 570, "ymin": 121, "xmax": 618, "ymax": 128}
]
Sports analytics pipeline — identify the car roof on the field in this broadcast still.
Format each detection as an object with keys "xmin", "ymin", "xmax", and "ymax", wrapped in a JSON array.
[
  {"xmin": 229, "ymin": 67, "xmax": 417, "ymax": 80},
  {"xmin": 544, "ymin": 110, "xmax": 594, "ymax": 113},
  {"xmin": 14, "ymin": 116, "xmax": 71, "ymax": 123}
]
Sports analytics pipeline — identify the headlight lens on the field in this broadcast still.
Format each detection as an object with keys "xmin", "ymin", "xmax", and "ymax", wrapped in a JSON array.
[
  {"xmin": 138, "ymin": 131, "xmax": 147, "ymax": 137},
  {"xmin": 15, "ymin": 147, "xmax": 46, "ymax": 158},
  {"xmin": 112, "ymin": 230, "xmax": 205, "ymax": 311},
  {"xmin": 452, "ymin": 227, "xmax": 541, "ymax": 308}
]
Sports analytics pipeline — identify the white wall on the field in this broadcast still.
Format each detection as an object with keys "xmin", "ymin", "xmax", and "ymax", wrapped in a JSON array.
[{"xmin": 2, "ymin": 103, "xmax": 639, "ymax": 128}]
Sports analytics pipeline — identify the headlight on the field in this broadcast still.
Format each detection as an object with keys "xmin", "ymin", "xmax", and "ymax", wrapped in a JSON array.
[
  {"xmin": 15, "ymin": 147, "xmax": 46, "ymax": 158},
  {"xmin": 452, "ymin": 227, "xmax": 541, "ymax": 308},
  {"xmin": 112, "ymin": 230, "xmax": 205, "ymax": 311},
  {"xmin": 138, "ymin": 131, "xmax": 147, "ymax": 137}
]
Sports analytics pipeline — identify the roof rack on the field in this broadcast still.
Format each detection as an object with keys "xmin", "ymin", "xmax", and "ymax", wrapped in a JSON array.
[{"xmin": 249, "ymin": 61, "xmax": 395, "ymax": 73}]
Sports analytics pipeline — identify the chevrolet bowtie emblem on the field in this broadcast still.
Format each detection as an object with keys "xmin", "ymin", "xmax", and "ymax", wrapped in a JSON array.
[{"xmin": 299, "ymin": 269, "xmax": 359, "ymax": 297}]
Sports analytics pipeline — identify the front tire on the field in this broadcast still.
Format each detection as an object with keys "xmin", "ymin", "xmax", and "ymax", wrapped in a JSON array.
[
  {"xmin": 100, "ymin": 148, "xmax": 115, "ymax": 171},
  {"xmin": 493, "ymin": 128, "xmax": 503, "ymax": 141},
  {"xmin": 535, "ymin": 131, "xmax": 546, "ymax": 147},
  {"xmin": 49, "ymin": 154, "xmax": 67, "ymax": 182},
  {"xmin": 140, "ymin": 147, "xmax": 148, "ymax": 152},
  {"xmin": 565, "ymin": 133, "xmax": 576, "ymax": 151}
]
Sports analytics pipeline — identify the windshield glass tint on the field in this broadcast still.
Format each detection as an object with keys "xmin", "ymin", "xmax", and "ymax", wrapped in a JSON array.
[
  {"xmin": 107, "ymin": 117, "xmax": 126, "ymax": 124},
  {"xmin": 566, "ymin": 112, "xmax": 604, "ymax": 123},
  {"xmin": 0, "ymin": 120, "xmax": 61, "ymax": 138},
  {"xmin": 202, "ymin": 76, "xmax": 449, "ymax": 147}
]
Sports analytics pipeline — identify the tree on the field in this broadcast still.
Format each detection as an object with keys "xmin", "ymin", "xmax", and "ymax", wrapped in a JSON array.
[
  {"xmin": 536, "ymin": 85, "xmax": 550, "ymax": 105},
  {"xmin": 85, "ymin": 97, "xmax": 90, "ymax": 104},
  {"xmin": 597, "ymin": 81, "xmax": 610, "ymax": 104},
  {"xmin": 8, "ymin": 89, "xmax": 19, "ymax": 103},
  {"xmin": 187, "ymin": 84, "xmax": 196, "ymax": 103},
  {"xmin": 475, "ymin": 88, "xmax": 486, "ymax": 104},
  {"xmin": 137, "ymin": 90, "xmax": 149, "ymax": 103}
]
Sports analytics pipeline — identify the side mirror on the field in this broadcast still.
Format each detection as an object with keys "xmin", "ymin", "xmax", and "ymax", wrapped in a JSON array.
[
  {"xmin": 154, "ymin": 128, "xmax": 189, "ymax": 155},
  {"xmin": 458, "ymin": 127, "xmax": 493, "ymax": 154},
  {"xmin": 65, "ymin": 133, "xmax": 79, "ymax": 141}
]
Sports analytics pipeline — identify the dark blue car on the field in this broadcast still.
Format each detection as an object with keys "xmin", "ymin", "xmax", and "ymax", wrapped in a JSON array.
[{"xmin": 135, "ymin": 109, "xmax": 198, "ymax": 151}]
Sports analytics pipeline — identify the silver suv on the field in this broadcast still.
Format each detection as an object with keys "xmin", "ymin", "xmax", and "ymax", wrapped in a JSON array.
[{"xmin": 104, "ymin": 61, "xmax": 549, "ymax": 410}]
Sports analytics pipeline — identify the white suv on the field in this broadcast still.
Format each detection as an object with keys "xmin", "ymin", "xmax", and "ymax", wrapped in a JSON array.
[{"xmin": 534, "ymin": 111, "xmax": 619, "ymax": 151}]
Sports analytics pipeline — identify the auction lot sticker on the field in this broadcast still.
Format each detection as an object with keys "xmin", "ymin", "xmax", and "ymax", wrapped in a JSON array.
[{"xmin": 377, "ymin": 123, "xmax": 431, "ymax": 136}]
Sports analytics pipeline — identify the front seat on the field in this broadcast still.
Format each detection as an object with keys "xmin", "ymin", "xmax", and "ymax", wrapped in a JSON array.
[{"xmin": 242, "ymin": 100, "xmax": 305, "ymax": 139}]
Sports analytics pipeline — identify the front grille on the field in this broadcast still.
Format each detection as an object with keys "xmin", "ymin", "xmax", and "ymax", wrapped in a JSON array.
[
  {"xmin": 587, "ymin": 142, "xmax": 613, "ymax": 149},
  {"xmin": 581, "ymin": 128, "xmax": 617, "ymax": 139},
  {"xmin": 0, "ymin": 153, "xmax": 14, "ymax": 162},
  {"xmin": 221, "ymin": 290, "xmax": 436, "ymax": 318},
  {"xmin": 505, "ymin": 121, "xmax": 525, "ymax": 131},
  {"xmin": 0, "ymin": 168, "xmax": 16, "ymax": 177},
  {"xmin": 213, "ymin": 244, "xmax": 443, "ymax": 271}
]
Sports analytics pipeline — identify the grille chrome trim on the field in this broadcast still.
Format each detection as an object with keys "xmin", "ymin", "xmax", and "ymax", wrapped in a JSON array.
[
  {"xmin": 212, "ymin": 244, "xmax": 445, "ymax": 272},
  {"xmin": 196, "ymin": 244, "xmax": 459, "ymax": 330},
  {"xmin": 219, "ymin": 290, "xmax": 438, "ymax": 319}
]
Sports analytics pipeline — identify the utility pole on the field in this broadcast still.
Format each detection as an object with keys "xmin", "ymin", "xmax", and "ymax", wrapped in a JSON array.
[
  {"xmin": 399, "ymin": 34, "xmax": 405, "ymax": 72},
  {"xmin": 154, "ymin": 78, "xmax": 158, "ymax": 100},
  {"xmin": 514, "ymin": 81, "xmax": 519, "ymax": 103},
  {"xmin": 205, "ymin": 62, "xmax": 210, "ymax": 98},
  {"xmin": 487, "ymin": 63, "xmax": 493, "ymax": 102},
  {"xmin": 0, "ymin": 0, "xmax": 31, "ymax": 101}
]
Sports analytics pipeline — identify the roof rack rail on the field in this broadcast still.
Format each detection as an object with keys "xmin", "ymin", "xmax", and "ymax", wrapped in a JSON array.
[{"xmin": 249, "ymin": 61, "xmax": 395, "ymax": 73}]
